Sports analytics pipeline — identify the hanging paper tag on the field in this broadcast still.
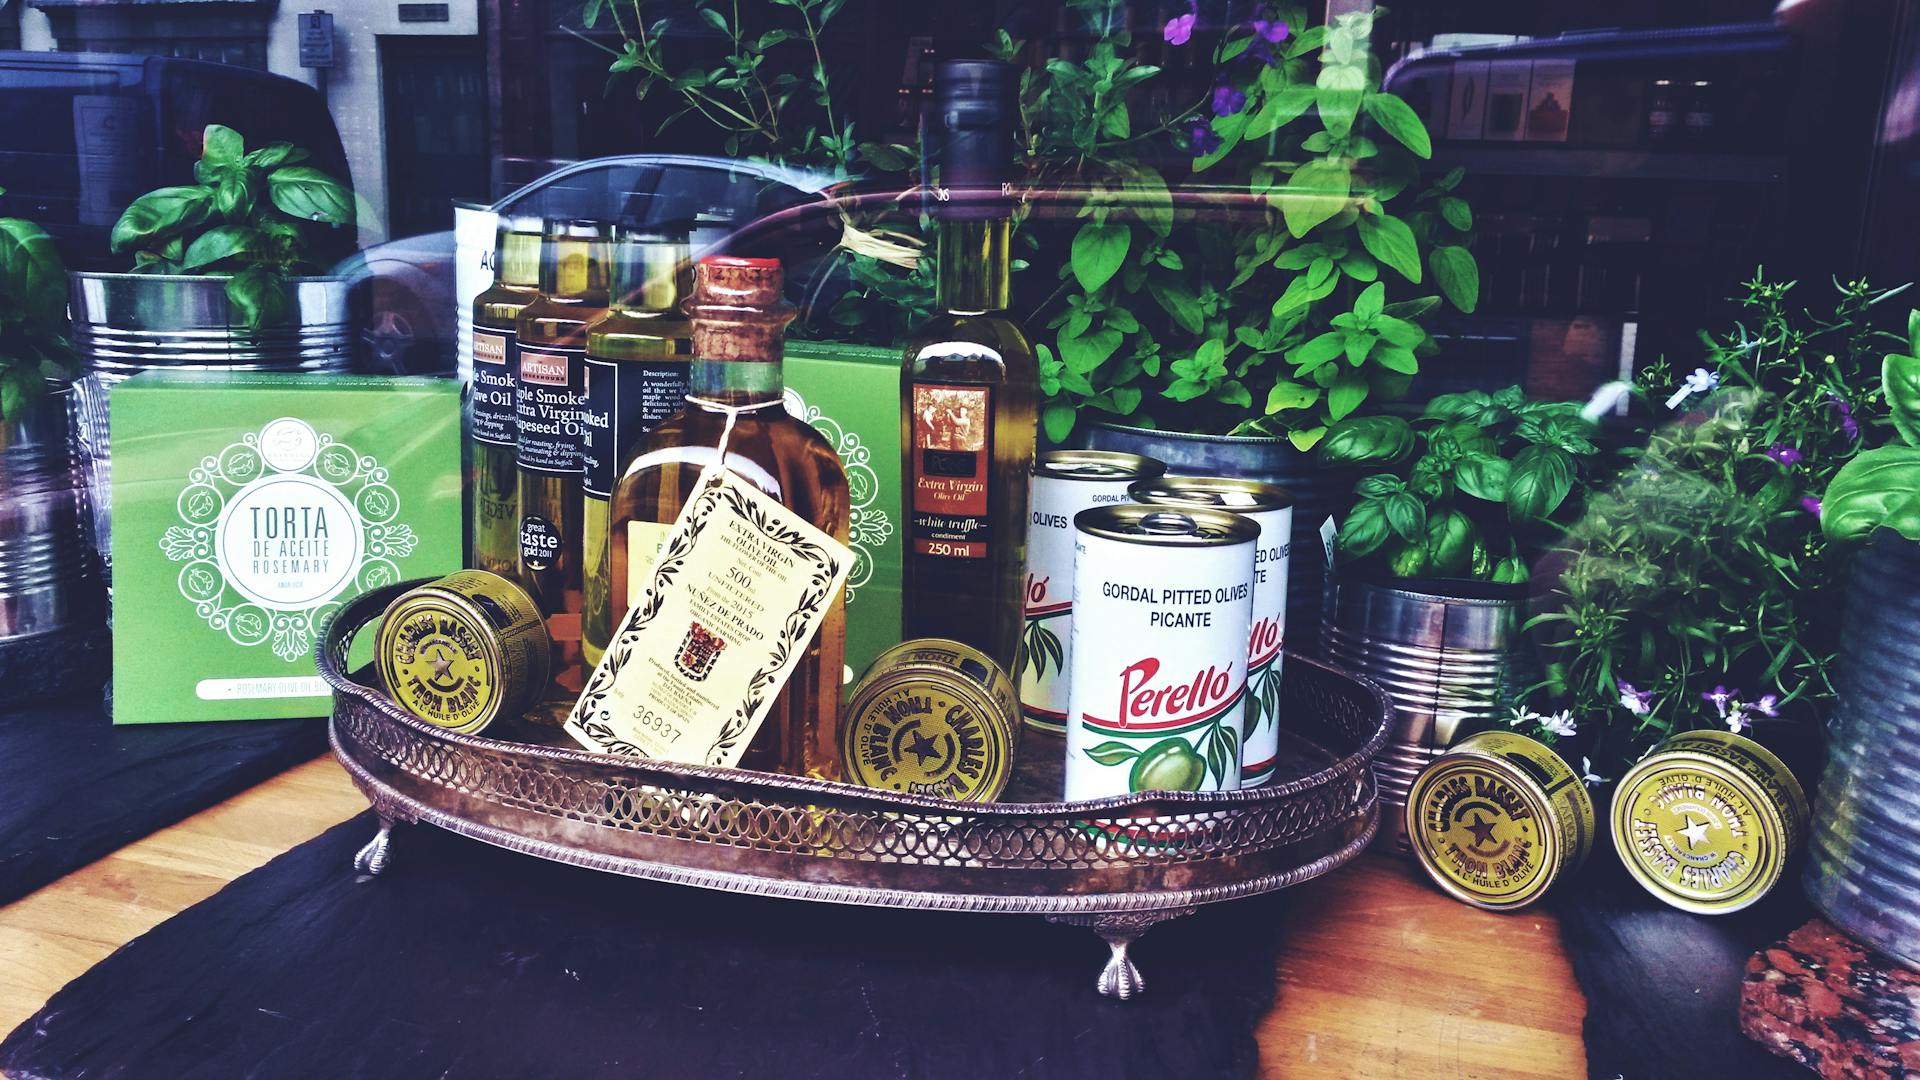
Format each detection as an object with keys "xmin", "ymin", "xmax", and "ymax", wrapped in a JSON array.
[
  {"xmin": 1320, "ymin": 515, "xmax": 1338, "ymax": 570},
  {"xmin": 566, "ymin": 469, "xmax": 853, "ymax": 767}
]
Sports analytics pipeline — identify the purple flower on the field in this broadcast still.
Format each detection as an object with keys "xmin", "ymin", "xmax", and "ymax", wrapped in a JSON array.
[
  {"xmin": 1618, "ymin": 681, "xmax": 1654, "ymax": 717},
  {"xmin": 1703, "ymin": 685, "xmax": 1738, "ymax": 718},
  {"xmin": 1755, "ymin": 693, "xmax": 1780, "ymax": 718},
  {"xmin": 1829, "ymin": 393, "xmax": 1860, "ymax": 442},
  {"xmin": 1211, "ymin": 83, "xmax": 1247, "ymax": 116},
  {"xmin": 1765, "ymin": 444, "xmax": 1803, "ymax": 467},
  {"xmin": 1245, "ymin": 38, "xmax": 1277, "ymax": 66},
  {"xmin": 1249, "ymin": 18, "xmax": 1290, "ymax": 44},
  {"xmin": 1163, "ymin": 7, "xmax": 1196, "ymax": 46},
  {"xmin": 1188, "ymin": 120, "xmax": 1222, "ymax": 155},
  {"xmin": 1801, "ymin": 495, "xmax": 1823, "ymax": 516}
]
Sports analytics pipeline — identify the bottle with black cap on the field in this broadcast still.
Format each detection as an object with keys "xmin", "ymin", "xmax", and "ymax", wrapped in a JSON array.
[{"xmin": 899, "ymin": 59, "xmax": 1038, "ymax": 680}]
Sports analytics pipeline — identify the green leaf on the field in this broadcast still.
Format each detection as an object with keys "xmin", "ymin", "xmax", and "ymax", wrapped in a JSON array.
[
  {"xmin": 1885, "ymin": 352, "xmax": 1920, "ymax": 447},
  {"xmin": 1362, "ymin": 93, "xmax": 1431, "ymax": 158},
  {"xmin": 1353, "ymin": 281, "xmax": 1385, "ymax": 322},
  {"xmin": 1279, "ymin": 158, "xmax": 1351, "ymax": 238},
  {"xmin": 1824, "ymin": 446, "xmax": 1920, "ymax": 542},
  {"xmin": 1287, "ymin": 331, "xmax": 1345, "ymax": 374},
  {"xmin": 1338, "ymin": 249, "xmax": 1378, "ymax": 282},
  {"xmin": 1507, "ymin": 444, "xmax": 1576, "ymax": 523},
  {"xmin": 1111, "ymin": 161, "xmax": 1173, "ymax": 238},
  {"xmin": 267, "ymin": 165, "xmax": 353, "ymax": 225},
  {"xmin": 1245, "ymin": 84, "xmax": 1316, "ymax": 140},
  {"xmin": 1193, "ymin": 109, "xmax": 1249, "ymax": 173},
  {"xmin": 1356, "ymin": 213, "xmax": 1421, "ymax": 283},
  {"xmin": 181, "ymin": 224, "xmax": 261, "ymax": 270},
  {"xmin": 0, "ymin": 217, "xmax": 68, "ymax": 327},
  {"xmin": 1265, "ymin": 380, "xmax": 1320, "ymax": 415},
  {"xmin": 1316, "ymin": 77, "xmax": 1365, "ymax": 140},
  {"xmin": 1288, "ymin": 426, "xmax": 1327, "ymax": 452},
  {"xmin": 216, "ymin": 171, "xmax": 256, "ymax": 222},
  {"xmin": 1374, "ymin": 346, "xmax": 1419, "ymax": 375},
  {"xmin": 1318, "ymin": 415, "xmax": 1415, "ymax": 466},
  {"xmin": 855, "ymin": 141, "xmax": 914, "ymax": 171},
  {"xmin": 110, "ymin": 186, "xmax": 214, "ymax": 253},
  {"xmin": 1084, "ymin": 741, "xmax": 1141, "ymax": 767},
  {"xmin": 1454, "ymin": 453, "xmax": 1512, "ymax": 501},
  {"xmin": 224, "ymin": 264, "xmax": 290, "ymax": 335},
  {"xmin": 1438, "ymin": 196, "xmax": 1473, "ymax": 232},
  {"xmin": 1058, "ymin": 326, "xmax": 1123, "ymax": 374},
  {"xmin": 1383, "ymin": 493, "xmax": 1427, "ymax": 542},
  {"xmin": 1339, "ymin": 499, "xmax": 1391, "ymax": 558},
  {"xmin": 1328, "ymin": 374, "xmax": 1368, "ymax": 421},
  {"xmin": 1431, "ymin": 245, "xmax": 1480, "ymax": 313},
  {"xmin": 1149, "ymin": 277, "xmax": 1204, "ymax": 334},
  {"xmin": 1372, "ymin": 314, "xmax": 1425, "ymax": 348},
  {"xmin": 1043, "ymin": 402, "xmax": 1077, "ymax": 445},
  {"xmin": 202, "ymin": 124, "xmax": 244, "ymax": 166},
  {"xmin": 1342, "ymin": 331, "xmax": 1374, "ymax": 368},
  {"xmin": 698, "ymin": 6, "xmax": 729, "ymax": 33},
  {"xmin": 1424, "ymin": 509, "xmax": 1474, "ymax": 575},
  {"xmin": 1070, "ymin": 222, "xmax": 1130, "ymax": 292}
]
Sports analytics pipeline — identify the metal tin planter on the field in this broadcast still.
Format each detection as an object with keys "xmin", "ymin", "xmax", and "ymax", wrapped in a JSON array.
[
  {"xmin": 1322, "ymin": 574, "xmax": 1527, "ymax": 851},
  {"xmin": 1806, "ymin": 535, "xmax": 1920, "ymax": 967},
  {"xmin": 0, "ymin": 383, "xmax": 107, "ymax": 703},
  {"xmin": 67, "ymin": 272, "xmax": 354, "ymax": 570},
  {"xmin": 1085, "ymin": 422, "xmax": 1352, "ymax": 656}
]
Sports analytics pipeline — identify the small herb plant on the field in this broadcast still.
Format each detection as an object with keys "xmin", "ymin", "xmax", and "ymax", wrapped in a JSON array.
[
  {"xmin": 1822, "ymin": 312, "xmax": 1920, "ymax": 541},
  {"xmin": 1318, "ymin": 383, "xmax": 1605, "ymax": 581},
  {"xmin": 110, "ymin": 124, "xmax": 353, "ymax": 334},
  {"xmin": 1516, "ymin": 275, "xmax": 1896, "ymax": 777},
  {"xmin": 0, "ymin": 190, "xmax": 74, "ymax": 422}
]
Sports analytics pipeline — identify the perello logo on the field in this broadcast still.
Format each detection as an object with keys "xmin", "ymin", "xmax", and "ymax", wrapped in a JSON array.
[{"xmin": 159, "ymin": 417, "xmax": 420, "ymax": 662}]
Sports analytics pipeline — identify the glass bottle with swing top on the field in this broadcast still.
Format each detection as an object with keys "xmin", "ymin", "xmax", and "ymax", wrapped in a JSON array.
[{"xmin": 606, "ymin": 256, "xmax": 848, "ymax": 779}]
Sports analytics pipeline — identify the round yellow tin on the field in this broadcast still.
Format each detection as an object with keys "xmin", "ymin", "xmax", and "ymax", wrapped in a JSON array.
[
  {"xmin": 375, "ymin": 570, "xmax": 550, "ymax": 735},
  {"xmin": 1611, "ymin": 729, "xmax": 1808, "ymax": 914},
  {"xmin": 842, "ymin": 638, "xmax": 1020, "ymax": 802},
  {"xmin": 1405, "ymin": 731, "xmax": 1595, "ymax": 911}
]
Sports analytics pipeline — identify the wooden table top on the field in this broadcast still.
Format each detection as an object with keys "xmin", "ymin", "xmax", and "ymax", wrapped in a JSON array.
[{"xmin": 0, "ymin": 755, "xmax": 1587, "ymax": 1078}]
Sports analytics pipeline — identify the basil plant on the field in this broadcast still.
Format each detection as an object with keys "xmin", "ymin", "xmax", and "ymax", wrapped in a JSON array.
[
  {"xmin": 0, "ymin": 189, "xmax": 73, "ymax": 422},
  {"xmin": 110, "ymin": 124, "xmax": 353, "ymax": 335},
  {"xmin": 1319, "ymin": 386, "xmax": 1607, "ymax": 581},
  {"xmin": 1823, "ymin": 312, "xmax": 1920, "ymax": 542}
]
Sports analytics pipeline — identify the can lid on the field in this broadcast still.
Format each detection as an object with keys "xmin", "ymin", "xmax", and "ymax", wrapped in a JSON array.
[
  {"xmin": 1130, "ymin": 475, "xmax": 1293, "ymax": 513},
  {"xmin": 841, "ymin": 639, "xmax": 1018, "ymax": 802},
  {"xmin": 1075, "ymin": 502, "xmax": 1259, "ymax": 546},
  {"xmin": 1610, "ymin": 731, "xmax": 1800, "ymax": 914},
  {"xmin": 1405, "ymin": 731, "xmax": 1590, "ymax": 911},
  {"xmin": 1036, "ymin": 449, "xmax": 1167, "ymax": 482},
  {"xmin": 375, "ymin": 588, "xmax": 509, "ymax": 736}
]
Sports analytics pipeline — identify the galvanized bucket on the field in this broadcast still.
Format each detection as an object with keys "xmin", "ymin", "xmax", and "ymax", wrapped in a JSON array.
[
  {"xmin": 1, "ymin": 384, "xmax": 102, "ymax": 641},
  {"xmin": 1322, "ymin": 575, "xmax": 1526, "ymax": 851},
  {"xmin": 1807, "ymin": 535, "xmax": 1920, "ymax": 968},
  {"xmin": 67, "ymin": 272, "xmax": 354, "ymax": 568},
  {"xmin": 1086, "ymin": 422, "xmax": 1353, "ymax": 656}
]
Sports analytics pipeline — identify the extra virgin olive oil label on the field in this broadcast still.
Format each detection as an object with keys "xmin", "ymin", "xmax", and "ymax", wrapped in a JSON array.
[
  {"xmin": 514, "ymin": 345, "xmax": 586, "ymax": 474},
  {"xmin": 580, "ymin": 356, "xmax": 690, "ymax": 498},
  {"xmin": 471, "ymin": 328, "xmax": 517, "ymax": 447},
  {"xmin": 908, "ymin": 382, "xmax": 992, "ymax": 559},
  {"xmin": 567, "ymin": 470, "xmax": 853, "ymax": 766}
]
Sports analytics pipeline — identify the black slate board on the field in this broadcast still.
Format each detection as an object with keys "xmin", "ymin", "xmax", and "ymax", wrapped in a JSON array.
[
  {"xmin": 1555, "ymin": 854, "xmax": 1814, "ymax": 1080},
  {"xmin": 1, "ymin": 814, "xmax": 1281, "ymax": 1080},
  {"xmin": 0, "ymin": 697, "xmax": 326, "ymax": 905}
]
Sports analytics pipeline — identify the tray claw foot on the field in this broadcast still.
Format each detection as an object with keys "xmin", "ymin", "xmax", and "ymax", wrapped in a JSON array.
[
  {"xmin": 353, "ymin": 817, "xmax": 397, "ymax": 876},
  {"xmin": 1048, "ymin": 908, "xmax": 1196, "ymax": 1000}
]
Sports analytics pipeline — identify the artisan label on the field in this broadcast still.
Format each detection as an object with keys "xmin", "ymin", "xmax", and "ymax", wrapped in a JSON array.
[
  {"xmin": 569, "ymin": 471, "xmax": 853, "ymax": 766},
  {"xmin": 471, "ymin": 328, "xmax": 517, "ymax": 447},
  {"xmin": 908, "ymin": 382, "xmax": 992, "ymax": 559},
  {"xmin": 515, "ymin": 345, "xmax": 586, "ymax": 474}
]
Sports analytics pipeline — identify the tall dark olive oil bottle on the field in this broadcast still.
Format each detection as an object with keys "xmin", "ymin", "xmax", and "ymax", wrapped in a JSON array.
[{"xmin": 469, "ymin": 216, "xmax": 541, "ymax": 577}]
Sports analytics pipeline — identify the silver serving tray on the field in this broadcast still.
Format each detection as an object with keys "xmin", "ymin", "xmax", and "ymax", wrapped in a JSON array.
[{"xmin": 321, "ymin": 582, "xmax": 1390, "ymax": 998}]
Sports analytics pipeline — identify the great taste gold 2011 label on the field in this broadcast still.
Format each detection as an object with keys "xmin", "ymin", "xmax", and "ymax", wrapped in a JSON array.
[{"xmin": 566, "ymin": 471, "xmax": 853, "ymax": 766}]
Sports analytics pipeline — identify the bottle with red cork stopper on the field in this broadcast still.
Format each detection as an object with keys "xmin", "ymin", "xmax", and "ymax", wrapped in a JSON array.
[{"xmin": 607, "ymin": 256, "xmax": 849, "ymax": 779}]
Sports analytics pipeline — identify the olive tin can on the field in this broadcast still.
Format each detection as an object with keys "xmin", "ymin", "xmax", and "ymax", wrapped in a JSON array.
[
  {"xmin": 1611, "ymin": 729, "xmax": 1809, "ymax": 915},
  {"xmin": 1406, "ymin": 731, "xmax": 1595, "ymax": 912},
  {"xmin": 841, "ymin": 638, "xmax": 1020, "ymax": 802},
  {"xmin": 1065, "ymin": 504, "xmax": 1258, "ymax": 801},
  {"xmin": 1020, "ymin": 450, "xmax": 1166, "ymax": 737},
  {"xmin": 1129, "ymin": 476, "xmax": 1293, "ymax": 786},
  {"xmin": 375, "ymin": 570, "xmax": 551, "ymax": 735}
]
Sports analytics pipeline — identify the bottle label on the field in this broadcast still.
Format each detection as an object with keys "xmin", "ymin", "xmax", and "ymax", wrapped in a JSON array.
[
  {"xmin": 581, "ymin": 355, "xmax": 689, "ymax": 498},
  {"xmin": 471, "ymin": 328, "xmax": 517, "ymax": 447},
  {"xmin": 520, "ymin": 514, "xmax": 562, "ymax": 571},
  {"xmin": 515, "ymin": 345, "xmax": 587, "ymax": 474},
  {"xmin": 908, "ymin": 382, "xmax": 993, "ymax": 559}
]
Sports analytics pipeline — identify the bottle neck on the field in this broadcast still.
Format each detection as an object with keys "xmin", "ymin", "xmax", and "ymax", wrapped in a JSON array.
[
  {"xmin": 936, "ymin": 215, "xmax": 1011, "ymax": 315},
  {"xmin": 541, "ymin": 235, "xmax": 607, "ymax": 300},
  {"xmin": 497, "ymin": 230, "xmax": 541, "ymax": 289},
  {"xmin": 609, "ymin": 238, "xmax": 690, "ymax": 315},
  {"xmin": 691, "ymin": 356, "xmax": 782, "ymax": 405}
]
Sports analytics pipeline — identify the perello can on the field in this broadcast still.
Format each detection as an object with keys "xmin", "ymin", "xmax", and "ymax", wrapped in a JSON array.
[
  {"xmin": 841, "ymin": 638, "xmax": 1020, "ymax": 802},
  {"xmin": 1065, "ymin": 504, "xmax": 1258, "ymax": 801},
  {"xmin": 1021, "ymin": 450, "xmax": 1166, "ymax": 736},
  {"xmin": 375, "ymin": 570, "xmax": 551, "ymax": 735},
  {"xmin": 1611, "ymin": 729, "xmax": 1809, "ymax": 914},
  {"xmin": 1130, "ymin": 476, "xmax": 1293, "ymax": 785},
  {"xmin": 1405, "ymin": 731, "xmax": 1595, "ymax": 911}
]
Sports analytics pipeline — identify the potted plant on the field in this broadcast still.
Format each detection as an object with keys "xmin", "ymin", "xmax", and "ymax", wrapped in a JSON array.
[
  {"xmin": 1312, "ymin": 384, "xmax": 1609, "ymax": 845},
  {"xmin": 0, "ymin": 192, "xmax": 107, "ymax": 699}
]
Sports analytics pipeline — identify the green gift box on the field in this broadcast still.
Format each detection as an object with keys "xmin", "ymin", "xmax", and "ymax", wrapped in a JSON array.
[
  {"xmin": 110, "ymin": 371, "xmax": 462, "ymax": 723},
  {"xmin": 783, "ymin": 340, "xmax": 902, "ymax": 678}
]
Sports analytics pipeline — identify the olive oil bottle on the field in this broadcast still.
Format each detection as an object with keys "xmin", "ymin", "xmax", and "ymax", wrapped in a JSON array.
[
  {"xmin": 900, "ymin": 61, "xmax": 1038, "ymax": 677},
  {"xmin": 515, "ymin": 218, "xmax": 609, "ymax": 715},
  {"xmin": 469, "ymin": 216, "xmax": 541, "ymax": 577},
  {"xmin": 581, "ymin": 224, "xmax": 692, "ymax": 667}
]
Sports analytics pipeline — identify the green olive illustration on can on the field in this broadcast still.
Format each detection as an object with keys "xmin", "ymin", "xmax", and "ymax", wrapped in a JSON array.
[{"xmin": 1131, "ymin": 738, "xmax": 1206, "ymax": 792}]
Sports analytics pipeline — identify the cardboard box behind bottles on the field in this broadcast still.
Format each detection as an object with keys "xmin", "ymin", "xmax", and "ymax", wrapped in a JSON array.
[
  {"xmin": 782, "ymin": 341, "xmax": 901, "ymax": 677},
  {"xmin": 111, "ymin": 372, "xmax": 462, "ymax": 723}
]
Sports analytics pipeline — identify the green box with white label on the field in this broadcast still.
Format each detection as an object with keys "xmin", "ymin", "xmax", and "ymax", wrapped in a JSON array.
[
  {"xmin": 782, "ymin": 340, "xmax": 902, "ymax": 678},
  {"xmin": 110, "ymin": 371, "xmax": 462, "ymax": 723}
]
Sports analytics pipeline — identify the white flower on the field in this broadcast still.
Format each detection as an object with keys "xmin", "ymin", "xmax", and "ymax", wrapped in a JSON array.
[
  {"xmin": 1725, "ymin": 706, "xmax": 1750, "ymax": 734},
  {"xmin": 1663, "ymin": 367, "xmax": 1721, "ymax": 410},
  {"xmin": 1508, "ymin": 706, "xmax": 1543, "ymax": 729},
  {"xmin": 1540, "ymin": 709, "xmax": 1577, "ymax": 738},
  {"xmin": 1582, "ymin": 757, "xmax": 1610, "ymax": 787}
]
